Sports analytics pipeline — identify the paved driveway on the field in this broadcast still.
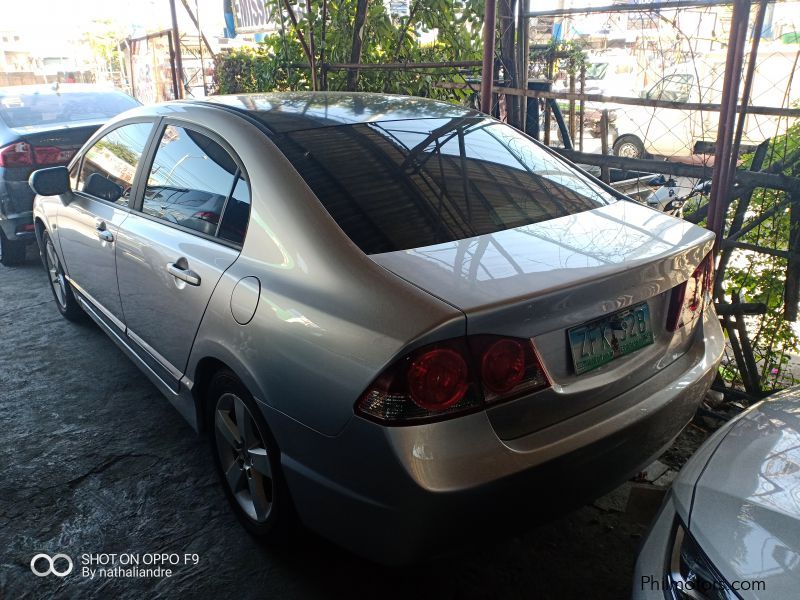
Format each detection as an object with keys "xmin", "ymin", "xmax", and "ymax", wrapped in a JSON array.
[{"xmin": 0, "ymin": 246, "xmax": 656, "ymax": 600}]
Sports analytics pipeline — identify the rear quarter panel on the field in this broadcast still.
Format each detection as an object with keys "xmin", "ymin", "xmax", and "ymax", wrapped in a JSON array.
[{"xmin": 177, "ymin": 105, "xmax": 466, "ymax": 437}]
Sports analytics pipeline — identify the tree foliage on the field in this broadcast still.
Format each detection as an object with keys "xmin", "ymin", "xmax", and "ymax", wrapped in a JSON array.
[
  {"xmin": 719, "ymin": 121, "xmax": 800, "ymax": 391},
  {"xmin": 214, "ymin": 0, "xmax": 485, "ymax": 101}
]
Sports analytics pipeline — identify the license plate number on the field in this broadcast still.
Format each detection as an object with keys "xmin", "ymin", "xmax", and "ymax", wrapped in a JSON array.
[{"xmin": 568, "ymin": 303, "xmax": 654, "ymax": 375}]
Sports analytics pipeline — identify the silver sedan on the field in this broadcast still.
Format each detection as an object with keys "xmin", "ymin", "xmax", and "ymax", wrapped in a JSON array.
[{"xmin": 29, "ymin": 92, "xmax": 724, "ymax": 564}]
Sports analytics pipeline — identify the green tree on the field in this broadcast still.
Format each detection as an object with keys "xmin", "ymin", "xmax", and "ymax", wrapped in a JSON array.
[
  {"xmin": 214, "ymin": 0, "xmax": 486, "ymax": 102},
  {"xmin": 81, "ymin": 19, "xmax": 127, "ymax": 84},
  {"xmin": 718, "ymin": 122, "xmax": 800, "ymax": 391}
]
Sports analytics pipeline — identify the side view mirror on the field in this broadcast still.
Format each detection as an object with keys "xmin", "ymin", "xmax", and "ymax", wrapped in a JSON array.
[
  {"xmin": 84, "ymin": 173, "xmax": 122, "ymax": 203},
  {"xmin": 29, "ymin": 166, "xmax": 70, "ymax": 197}
]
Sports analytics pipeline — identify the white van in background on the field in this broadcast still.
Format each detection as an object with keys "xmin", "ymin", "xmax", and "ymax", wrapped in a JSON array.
[
  {"xmin": 609, "ymin": 46, "xmax": 799, "ymax": 158},
  {"xmin": 583, "ymin": 52, "xmax": 640, "ymax": 97}
]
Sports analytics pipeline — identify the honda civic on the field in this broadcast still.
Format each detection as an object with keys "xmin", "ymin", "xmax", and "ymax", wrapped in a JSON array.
[{"xmin": 30, "ymin": 92, "xmax": 724, "ymax": 563}]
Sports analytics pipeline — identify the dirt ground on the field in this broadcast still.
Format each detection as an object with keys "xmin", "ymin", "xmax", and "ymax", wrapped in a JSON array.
[{"xmin": 0, "ymin": 245, "xmax": 711, "ymax": 600}]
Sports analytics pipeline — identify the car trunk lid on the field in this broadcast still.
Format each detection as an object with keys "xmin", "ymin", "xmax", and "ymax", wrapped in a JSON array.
[
  {"xmin": 371, "ymin": 200, "xmax": 714, "ymax": 439},
  {"xmin": 2, "ymin": 121, "xmax": 104, "ymax": 178}
]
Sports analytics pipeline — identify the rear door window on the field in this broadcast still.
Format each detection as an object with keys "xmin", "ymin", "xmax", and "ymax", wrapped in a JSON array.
[
  {"xmin": 218, "ymin": 174, "xmax": 250, "ymax": 245},
  {"xmin": 141, "ymin": 124, "xmax": 249, "ymax": 241},
  {"xmin": 77, "ymin": 122, "xmax": 153, "ymax": 206}
]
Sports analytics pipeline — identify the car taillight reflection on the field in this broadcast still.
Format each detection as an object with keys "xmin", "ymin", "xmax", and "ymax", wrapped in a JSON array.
[
  {"xmin": 0, "ymin": 141, "xmax": 32, "ymax": 167},
  {"xmin": 667, "ymin": 252, "xmax": 714, "ymax": 332},
  {"xmin": 0, "ymin": 142, "xmax": 75, "ymax": 167},
  {"xmin": 33, "ymin": 146, "xmax": 73, "ymax": 165}
]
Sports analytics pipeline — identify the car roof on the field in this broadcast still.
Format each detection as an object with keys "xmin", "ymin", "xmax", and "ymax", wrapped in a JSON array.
[{"xmin": 193, "ymin": 92, "xmax": 483, "ymax": 133}]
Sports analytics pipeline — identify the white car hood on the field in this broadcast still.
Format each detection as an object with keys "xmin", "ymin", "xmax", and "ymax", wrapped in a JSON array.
[{"xmin": 689, "ymin": 392, "xmax": 800, "ymax": 597}]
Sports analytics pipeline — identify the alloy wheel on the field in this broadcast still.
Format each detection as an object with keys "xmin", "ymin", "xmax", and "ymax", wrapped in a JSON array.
[
  {"xmin": 214, "ymin": 393, "xmax": 274, "ymax": 523},
  {"xmin": 45, "ymin": 239, "xmax": 67, "ymax": 309}
]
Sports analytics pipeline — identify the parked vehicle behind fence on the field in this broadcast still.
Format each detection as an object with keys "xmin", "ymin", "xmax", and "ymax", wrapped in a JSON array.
[{"xmin": 609, "ymin": 46, "xmax": 800, "ymax": 158}]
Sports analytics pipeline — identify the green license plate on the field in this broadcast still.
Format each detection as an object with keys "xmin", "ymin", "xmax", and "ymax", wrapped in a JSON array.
[{"xmin": 568, "ymin": 303, "xmax": 654, "ymax": 375}]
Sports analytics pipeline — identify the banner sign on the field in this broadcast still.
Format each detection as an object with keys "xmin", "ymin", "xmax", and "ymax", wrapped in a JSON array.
[{"xmin": 232, "ymin": 0, "xmax": 278, "ymax": 34}]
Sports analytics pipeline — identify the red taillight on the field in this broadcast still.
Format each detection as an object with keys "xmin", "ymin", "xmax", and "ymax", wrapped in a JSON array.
[
  {"xmin": 408, "ymin": 348, "xmax": 469, "ymax": 410},
  {"xmin": 33, "ymin": 146, "xmax": 71, "ymax": 165},
  {"xmin": 0, "ymin": 141, "xmax": 32, "ymax": 167},
  {"xmin": 667, "ymin": 252, "xmax": 714, "ymax": 332},
  {"xmin": 481, "ymin": 339, "xmax": 525, "ymax": 393},
  {"xmin": 15, "ymin": 223, "xmax": 35, "ymax": 234},
  {"xmin": 192, "ymin": 211, "xmax": 220, "ymax": 224},
  {"xmin": 472, "ymin": 335, "xmax": 550, "ymax": 403},
  {"xmin": 356, "ymin": 335, "xmax": 551, "ymax": 425}
]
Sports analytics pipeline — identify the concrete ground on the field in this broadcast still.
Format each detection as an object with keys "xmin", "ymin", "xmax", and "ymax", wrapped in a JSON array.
[{"xmin": 0, "ymin": 245, "xmax": 705, "ymax": 600}]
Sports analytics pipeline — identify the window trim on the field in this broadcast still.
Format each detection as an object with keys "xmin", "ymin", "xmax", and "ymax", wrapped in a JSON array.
[
  {"xmin": 131, "ymin": 118, "xmax": 251, "ymax": 249},
  {"xmin": 71, "ymin": 117, "xmax": 161, "ymax": 211}
]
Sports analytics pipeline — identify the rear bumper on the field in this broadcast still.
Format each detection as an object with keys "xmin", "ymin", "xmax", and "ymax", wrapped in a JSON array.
[
  {"xmin": 272, "ymin": 306, "xmax": 724, "ymax": 564},
  {"xmin": 0, "ymin": 179, "xmax": 35, "ymax": 240}
]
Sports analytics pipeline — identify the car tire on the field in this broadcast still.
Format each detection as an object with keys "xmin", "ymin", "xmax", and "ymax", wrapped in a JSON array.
[
  {"xmin": 41, "ymin": 230, "xmax": 83, "ymax": 321},
  {"xmin": 612, "ymin": 135, "xmax": 646, "ymax": 159},
  {"xmin": 208, "ymin": 369, "xmax": 296, "ymax": 542},
  {"xmin": 0, "ymin": 229, "xmax": 26, "ymax": 266}
]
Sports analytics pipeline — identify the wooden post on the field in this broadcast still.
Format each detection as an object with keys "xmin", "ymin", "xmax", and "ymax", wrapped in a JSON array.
[
  {"xmin": 126, "ymin": 38, "xmax": 136, "ymax": 99},
  {"xmin": 578, "ymin": 64, "xmax": 585, "ymax": 152},
  {"xmin": 785, "ymin": 194, "xmax": 800, "ymax": 321},
  {"xmin": 707, "ymin": 0, "xmax": 750, "ymax": 252},
  {"xmin": 568, "ymin": 72, "xmax": 576, "ymax": 141},
  {"xmin": 516, "ymin": 4, "xmax": 529, "ymax": 132},
  {"xmin": 713, "ymin": 140, "xmax": 770, "ymax": 299},
  {"xmin": 600, "ymin": 109, "xmax": 610, "ymax": 183},
  {"xmin": 480, "ymin": 0, "xmax": 497, "ymax": 114},
  {"xmin": 733, "ymin": 297, "xmax": 762, "ymax": 393},
  {"xmin": 169, "ymin": 0, "xmax": 184, "ymax": 98},
  {"xmin": 306, "ymin": 0, "xmax": 318, "ymax": 90},
  {"xmin": 499, "ymin": 0, "xmax": 518, "ymax": 127},
  {"xmin": 543, "ymin": 54, "xmax": 553, "ymax": 145}
]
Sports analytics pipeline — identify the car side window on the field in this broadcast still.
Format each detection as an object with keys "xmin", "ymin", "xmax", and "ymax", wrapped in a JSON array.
[
  {"xmin": 649, "ymin": 74, "xmax": 694, "ymax": 103},
  {"xmin": 77, "ymin": 122, "xmax": 152, "ymax": 206},
  {"xmin": 218, "ymin": 175, "xmax": 250, "ymax": 246},
  {"xmin": 142, "ymin": 125, "xmax": 239, "ymax": 237}
]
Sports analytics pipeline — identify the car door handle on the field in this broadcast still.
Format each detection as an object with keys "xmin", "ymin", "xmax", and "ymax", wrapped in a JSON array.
[
  {"xmin": 95, "ymin": 220, "xmax": 114, "ymax": 243},
  {"xmin": 167, "ymin": 262, "xmax": 201, "ymax": 286},
  {"xmin": 96, "ymin": 229, "xmax": 114, "ymax": 242}
]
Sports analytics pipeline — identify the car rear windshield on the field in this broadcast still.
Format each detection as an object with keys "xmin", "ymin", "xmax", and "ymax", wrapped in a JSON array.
[
  {"xmin": 0, "ymin": 91, "xmax": 138, "ymax": 128},
  {"xmin": 268, "ymin": 117, "xmax": 616, "ymax": 254}
]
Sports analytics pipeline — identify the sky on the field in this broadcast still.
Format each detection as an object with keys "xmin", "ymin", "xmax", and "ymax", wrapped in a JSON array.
[{"xmin": 0, "ymin": 0, "xmax": 225, "ymax": 53}]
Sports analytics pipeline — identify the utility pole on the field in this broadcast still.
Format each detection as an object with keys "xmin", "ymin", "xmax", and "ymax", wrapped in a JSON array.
[{"xmin": 169, "ymin": 0, "xmax": 185, "ymax": 98}]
